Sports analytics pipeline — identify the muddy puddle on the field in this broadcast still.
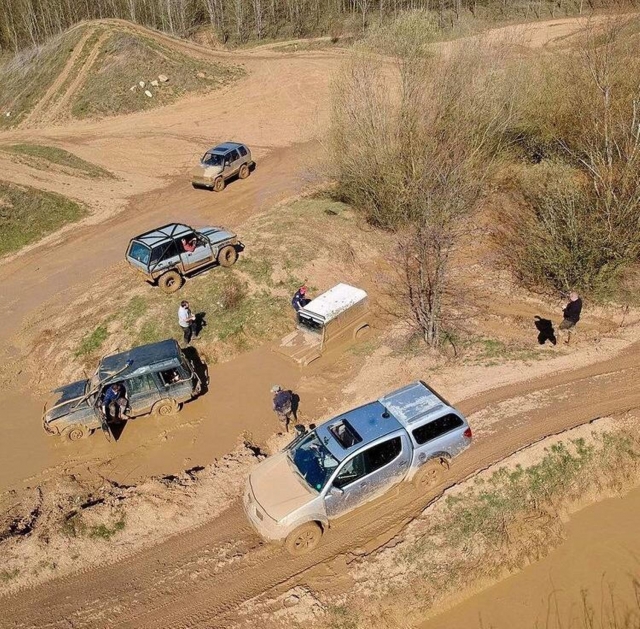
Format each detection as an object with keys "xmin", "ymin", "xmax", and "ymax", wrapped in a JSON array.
[
  {"xmin": 422, "ymin": 486, "xmax": 640, "ymax": 629},
  {"xmin": 0, "ymin": 346, "xmax": 307, "ymax": 493}
]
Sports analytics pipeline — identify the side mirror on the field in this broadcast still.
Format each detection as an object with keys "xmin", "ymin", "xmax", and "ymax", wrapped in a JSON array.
[{"xmin": 329, "ymin": 485, "xmax": 344, "ymax": 497}]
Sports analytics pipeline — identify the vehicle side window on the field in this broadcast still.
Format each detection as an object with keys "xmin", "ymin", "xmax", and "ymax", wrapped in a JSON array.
[
  {"xmin": 128, "ymin": 373, "xmax": 157, "ymax": 395},
  {"xmin": 364, "ymin": 437, "xmax": 402, "ymax": 473},
  {"xmin": 150, "ymin": 240, "xmax": 179, "ymax": 264},
  {"xmin": 333, "ymin": 453, "xmax": 366, "ymax": 489},
  {"xmin": 238, "ymin": 145, "xmax": 248, "ymax": 157},
  {"xmin": 228, "ymin": 150, "xmax": 240, "ymax": 162},
  {"xmin": 412, "ymin": 414, "xmax": 464, "ymax": 446}
]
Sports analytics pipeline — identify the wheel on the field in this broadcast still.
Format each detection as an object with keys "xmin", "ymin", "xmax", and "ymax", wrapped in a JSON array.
[
  {"xmin": 158, "ymin": 271, "xmax": 183, "ymax": 293},
  {"xmin": 62, "ymin": 425, "xmax": 90, "ymax": 442},
  {"xmin": 354, "ymin": 324, "xmax": 371, "ymax": 340},
  {"xmin": 285, "ymin": 522, "xmax": 323, "ymax": 556},
  {"xmin": 213, "ymin": 177, "xmax": 225, "ymax": 192},
  {"xmin": 413, "ymin": 457, "xmax": 449, "ymax": 491},
  {"xmin": 153, "ymin": 399, "xmax": 179, "ymax": 416},
  {"xmin": 217, "ymin": 245, "xmax": 238, "ymax": 267},
  {"xmin": 238, "ymin": 163, "xmax": 250, "ymax": 179}
]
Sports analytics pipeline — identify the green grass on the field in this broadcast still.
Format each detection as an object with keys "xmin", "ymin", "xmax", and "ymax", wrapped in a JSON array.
[
  {"xmin": 0, "ymin": 568, "xmax": 19, "ymax": 582},
  {"xmin": 71, "ymin": 31, "xmax": 244, "ymax": 120},
  {"xmin": 88, "ymin": 519, "xmax": 125, "ymax": 540},
  {"xmin": 1, "ymin": 144, "xmax": 113, "ymax": 178},
  {"xmin": 0, "ymin": 28, "xmax": 83, "ymax": 129},
  {"xmin": 0, "ymin": 181, "xmax": 87, "ymax": 256},
  {"xmin": 75, "ymin": 324, "xmax": 108, "ymax": 357}
]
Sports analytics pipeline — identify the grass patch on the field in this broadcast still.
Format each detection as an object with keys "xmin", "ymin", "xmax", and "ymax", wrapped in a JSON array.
[
  {"xmin": 1, "ymin": 144, "xmax": 113, "ymax": 178},
  {"xmin": 0, "ymin": 28, "xmax": 83, "ymax": 129},
  {"xmin": 71, "ymin": 31, "xmax": 244, "ymax": 120},
  {"xmin": 88, "ymin": 519, "xmax": 125, "ymax": 540},
  {"xmin": 0, "ymin": 181, "xmax": 87, "ymax": 256},
  {"xmin": 0, "ymin": 568, "xmax": 19, "ymax": 582},
  {"xmin": 75, "ymin": 324, "xmax": 109, "ymax": 357}
]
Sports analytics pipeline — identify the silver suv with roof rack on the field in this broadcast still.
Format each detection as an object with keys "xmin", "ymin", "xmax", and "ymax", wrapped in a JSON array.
[
  {"xmin": 191, "ymin": 141, "xmax": 254, "ymax": 191},
  {"xmin": 244, "ymin": 381, "xmax": 472, "ymax": 555},
  {"xmin": 126, "ymin": 222, "xmax": 242, "ymax": 293}
]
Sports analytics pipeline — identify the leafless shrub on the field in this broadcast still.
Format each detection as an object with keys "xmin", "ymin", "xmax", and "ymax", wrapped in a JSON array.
[
  {"xmin": 329, "ymin": 29, "xmax": 516, "ymax": 345},
  {"xmin": 219, "ymin": 275, "xmax": 245, "ymax": 310},
  {"xmin": 500, "ymin": 18, "xmax": 640, "ymax": 296}
]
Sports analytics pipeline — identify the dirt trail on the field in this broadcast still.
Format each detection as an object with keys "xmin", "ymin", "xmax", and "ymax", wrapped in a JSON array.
[
  {"xmin": 21, "ymin": 27, "xmax": 97, "ymax": 127},
  {"xmin": 3, "ymin": 338, "xmax": 640, "ymax": 628},
  {"xmin": 40, "ymin": 31, "xmax": 110, "ymax": 124}
]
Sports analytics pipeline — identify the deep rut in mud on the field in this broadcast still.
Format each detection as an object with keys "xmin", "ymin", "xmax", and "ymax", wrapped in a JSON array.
[{"xmin": 3, "ymin": 348, "xmax": 640, "ymax": 629}]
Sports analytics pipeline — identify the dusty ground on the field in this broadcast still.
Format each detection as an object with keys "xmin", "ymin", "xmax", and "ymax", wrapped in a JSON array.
[{"xmin": 1, "ymin": 13, "xmax": 640, "ymax": 629}]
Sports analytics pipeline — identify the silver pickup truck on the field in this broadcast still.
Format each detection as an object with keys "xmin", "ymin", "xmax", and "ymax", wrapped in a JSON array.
[{"xmin": 244, "ymin": 381, "xmax": 472, "ymax": 555}]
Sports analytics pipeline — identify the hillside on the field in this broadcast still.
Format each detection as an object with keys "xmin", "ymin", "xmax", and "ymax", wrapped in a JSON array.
[{"xmin": 0, "ymin": 21, "xmax": 244, "ymax": 129}]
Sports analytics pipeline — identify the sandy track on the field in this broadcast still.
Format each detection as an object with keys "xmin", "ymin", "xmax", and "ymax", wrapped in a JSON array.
[
  {"xmin": 3, "ymin": 339, "xmax": 640, "ymax": 628},
  {"xmin": 21, "ymin": 27, "xmax": 96, "ymax": 127}
]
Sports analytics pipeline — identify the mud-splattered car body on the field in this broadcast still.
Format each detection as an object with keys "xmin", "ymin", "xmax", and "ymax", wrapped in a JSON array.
[
  {"xmin": 244, "ymin": 381, "xmax": 472, "ymax": 555},
  {"xmin": 191, "ymin": 141, "xmax": 254, "ymax": 191},
  {"xmin": 42, "ymin": 339, "xmax": 201, "ymax": 442},
  {"xmin": 126, "ymin": 222, "xmax": 242, "ymax": 293},
  {"xmin": 276, "ymin": 283, "xmax": 370, "ymax": 366}
]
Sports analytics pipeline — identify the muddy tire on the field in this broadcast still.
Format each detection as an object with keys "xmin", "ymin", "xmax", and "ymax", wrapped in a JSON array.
[
  {"xmin": 285, "ymin": 522, "xmax": 323, "ymax": 556},
  {"xmin": 217, "ymin": 245, "xmax": 238, "ymax": 267},
  {"xmin": 62, "ymin": 425, "xmax": 90, "ymax": 442},
  {"xmin": 153, "ymin": 399, "xmax": 179, "ymax": 417},
  {"xmin": 158, "ymin": 271, "xmax": 183, "ymax": 293},
  {"xmin": 213, "ymin": 177, "xmax": 225, "ymax": 192},
  {"xmin": 238, "ymin": 164, "xmax": 250, "ymax": 179},
  {"xmin": 354, "ymin": 324, "xmax": 371, "ymax": 340},
  {"xmin": 413, "ymin": 457, "xmax": 449, "ymax": 491}
]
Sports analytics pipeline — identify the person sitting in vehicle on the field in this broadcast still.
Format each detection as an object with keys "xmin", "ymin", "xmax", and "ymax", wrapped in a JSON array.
[
  {"xmin": 102, "ymin": 383, "xmax": 128, "ymax": 422},
  {"xmin": 291, "ymin": 285, "xmax": 311, "ymax": 312},
  {"xmin": 161, "ymin": 369, "xmax": 181, "ymax": 385},
  {"xmin": 181, "ymin": 236, "xmax": 197, "ymax": 253}
]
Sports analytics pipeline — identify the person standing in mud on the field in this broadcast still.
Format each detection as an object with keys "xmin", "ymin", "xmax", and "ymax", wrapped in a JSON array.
[
  {"xmin": 291, "ymin": 285, "xmax": 310, "ymax": 312},
  {"xmin": 271, "ymin": 385, "xmax": 294, "ymax": 432},
  {"xmin": 559, "ymin": 291, "xmax": 582, "ymax": 344},
  {"xmin": 178, "ymin": 300, "xmax": 197, "ymax": 345}
]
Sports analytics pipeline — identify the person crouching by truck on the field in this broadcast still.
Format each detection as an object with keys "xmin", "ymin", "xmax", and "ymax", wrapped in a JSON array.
[
  {"xmin": 271, "ymin": 385, "xmax": 294, "ymax": 432},
  {"xmin": 291, "ymin": 285, "xmax": 311, "ymax": 312}
]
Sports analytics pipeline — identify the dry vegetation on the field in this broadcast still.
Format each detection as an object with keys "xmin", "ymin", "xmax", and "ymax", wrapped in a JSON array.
[{"xmin": 328, "ymin": 15, "xmax": 640, "ymax": 349}]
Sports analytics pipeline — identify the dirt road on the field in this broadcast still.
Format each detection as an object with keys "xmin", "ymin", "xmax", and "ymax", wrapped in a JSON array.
[
  {"xmin": 0, "ymin": 14, "xmax": 633, "ymax": 628},
  {"xmin": 3, "ymin": 337, "xmax": 640, "ymax": 628}
]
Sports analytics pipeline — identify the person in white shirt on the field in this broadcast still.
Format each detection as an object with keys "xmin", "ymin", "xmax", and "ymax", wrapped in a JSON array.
[{"xmin": 178, "ymin": 300, "xmax": 197, "ymax": 345}]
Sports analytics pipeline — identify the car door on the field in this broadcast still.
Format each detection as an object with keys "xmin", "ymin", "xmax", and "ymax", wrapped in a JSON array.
[
  {"xmin": 324, "ymin": 434, "xmax": 410, "ymax": 519},
  {"xmin": 126, "ymin": 373, "xmax": 160, "ymax": 417},
  {"xmin": 179, "ymin": 234, "xmax": 214, "ymax": 272},
  {"xmin": 224, "ymin": 149, "xmax": 241, "ymax": 176}
]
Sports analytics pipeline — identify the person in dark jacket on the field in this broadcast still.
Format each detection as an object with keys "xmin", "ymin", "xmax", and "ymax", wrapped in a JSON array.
[
  {"xmin": 271, "ymin": 385, "xmax": 294, "ymax": 432},
  {"xmin": 291, "ymin": 285, "xmax": 310, "ymax": 312},
  {"xmin": 559, "ymin": 291, "xmax": 582, "ymax": 344}
]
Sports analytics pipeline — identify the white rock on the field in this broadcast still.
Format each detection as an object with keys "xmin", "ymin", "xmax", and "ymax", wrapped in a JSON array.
[
  {"xmin": 196, "ymin": 71, "xmax": 206, "ymax": 79},
  {"xmin": 5, "ymin": 112, "xmax": 10, "ymax": 117},
  {"xmin": 151, "ymin": 80, "xmax": 159, "ymax": 87},
  {"xmin": 144, "ymin": 90, "xmax": 153, "ymax": 98},
  {"xmin": 158, "ymin": 74, "xmax": 169, "ymax": 83},
  {"xmin": 130, "ymin": 85, "xmax": 136, "ymax": 92},
  {"xmin": 139, "ymin": 81, "xmax": 145, "ymax": 88}
]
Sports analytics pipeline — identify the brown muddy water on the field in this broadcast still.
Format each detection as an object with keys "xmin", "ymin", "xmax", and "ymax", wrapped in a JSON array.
[{"xmin": 422, "ymin": 486, "xmax": 640, "ymax": 629}]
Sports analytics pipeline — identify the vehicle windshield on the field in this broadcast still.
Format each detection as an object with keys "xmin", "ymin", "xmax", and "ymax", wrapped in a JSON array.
[
  {"xmin": 201, "ymin": 152, "xmax": 223, "ymax": 167},
  {"xmin": 288, "ymin": 432, "xmax": 339, "ymax": 492},
  {"xmin": 128, "ymin": 241, "xmax": 151, "ymax": 265}
]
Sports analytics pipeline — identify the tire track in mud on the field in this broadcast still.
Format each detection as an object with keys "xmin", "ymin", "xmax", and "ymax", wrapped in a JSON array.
[{"xmin": 3, "ymin": 352, "xmax": 640, "ymax": 629}]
